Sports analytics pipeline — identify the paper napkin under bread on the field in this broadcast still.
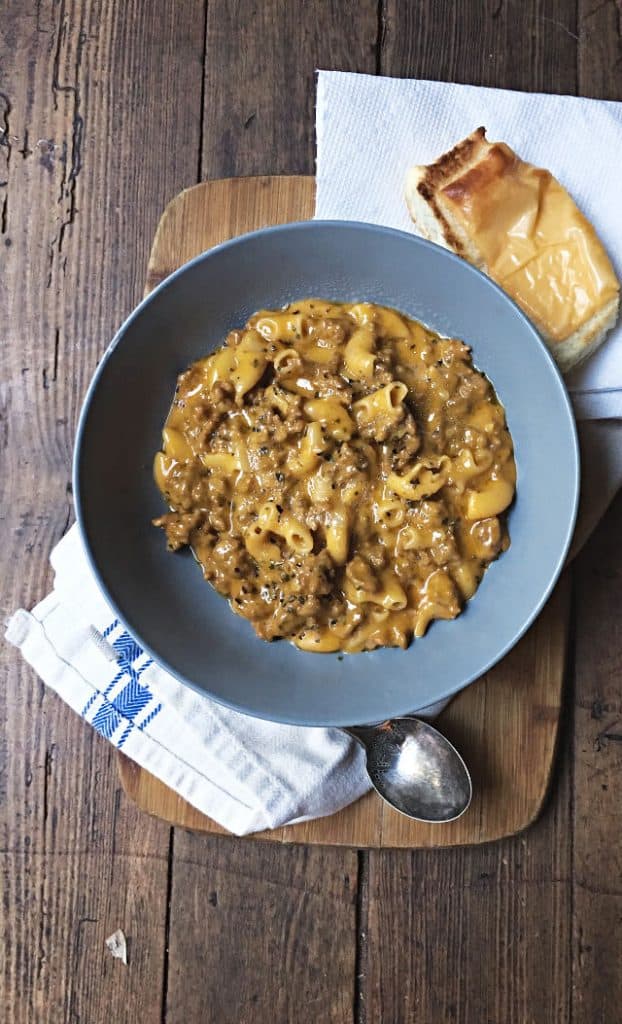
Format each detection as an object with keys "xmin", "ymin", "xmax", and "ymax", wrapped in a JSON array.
[{"xmin": 316, "ymin": 71, "xmax": 622, "ymax": 420}]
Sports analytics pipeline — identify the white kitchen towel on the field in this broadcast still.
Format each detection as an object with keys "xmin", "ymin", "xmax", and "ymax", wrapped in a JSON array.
[
  {"xmin": 316, "ymin": 71, "xmax": 622, "ymax": 418},
  {"xmin": 5, "ymin": 526, "xmax": 371, "ymax": 835}
]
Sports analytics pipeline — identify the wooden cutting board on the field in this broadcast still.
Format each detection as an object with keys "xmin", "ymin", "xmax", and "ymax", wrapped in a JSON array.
[{"xmin": 118, "ymin": 176, "xmax": 571, "ymax": 848}]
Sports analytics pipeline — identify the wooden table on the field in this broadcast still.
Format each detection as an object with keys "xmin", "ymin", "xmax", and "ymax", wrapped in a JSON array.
[{"xmin": 2, "ymin": 2, "xmax": 621, "ymax": 1021}]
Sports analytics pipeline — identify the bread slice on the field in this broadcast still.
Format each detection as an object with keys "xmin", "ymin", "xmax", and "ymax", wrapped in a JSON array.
[{"xmin": 405, "ymin": 127, "xmax": 620, "ymax": 373}]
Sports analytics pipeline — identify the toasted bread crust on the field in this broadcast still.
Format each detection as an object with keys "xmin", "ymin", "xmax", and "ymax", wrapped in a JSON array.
[
  {"xmin": 441, "ymin": 142, "xmax": 519, "ymax": 206},
  {"xmin": 416, "ymin": 126, "xmax": 487, "ymax": 195},
  {"xmin": 414, "ymin": 127, "xmax": 488, "ymax": 255}
]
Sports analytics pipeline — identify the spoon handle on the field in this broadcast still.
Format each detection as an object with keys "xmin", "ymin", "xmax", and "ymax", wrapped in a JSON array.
[
  {"xmin": 342, "ymin": 725, "xmax": 378, "ymax": 747},
  {"xmin": 343, "ymin": 716, "xmax": 424, "ymax": 748},
  {"xmin": 343, "ymin": 720, "xmax": 413, "ymax": 747}
]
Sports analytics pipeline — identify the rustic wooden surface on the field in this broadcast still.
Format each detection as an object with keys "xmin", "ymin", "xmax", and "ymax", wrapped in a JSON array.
[
  {"xmin": 1, "ymin": 0, "xmax": 621, "ymax": 1020},
  {"xmin": 119, "ymin": 173, "xmax": 572, "ymax": 849}
]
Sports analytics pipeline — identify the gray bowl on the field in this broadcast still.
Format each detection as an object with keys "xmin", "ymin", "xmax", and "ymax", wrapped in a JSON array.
[{"xmin": 74, "ymin": 221, "xmax": 579, "ymax": 726}]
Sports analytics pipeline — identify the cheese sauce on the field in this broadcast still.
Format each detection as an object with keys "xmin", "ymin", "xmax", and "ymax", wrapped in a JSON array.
[{"xmin": 153, "ymin": 300, "xmax": 516, "ymax": 653}]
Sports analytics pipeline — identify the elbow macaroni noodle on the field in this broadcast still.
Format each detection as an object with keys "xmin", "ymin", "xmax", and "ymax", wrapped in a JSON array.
[{"xmin": 153, "ymin": 299, "xmax": 516, "ymax": 653}]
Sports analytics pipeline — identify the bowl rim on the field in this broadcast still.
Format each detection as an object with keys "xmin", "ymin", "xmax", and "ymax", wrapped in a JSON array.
[{"xmin": 73, "ymin": 219, "xmax": 580, "ymax": 725}]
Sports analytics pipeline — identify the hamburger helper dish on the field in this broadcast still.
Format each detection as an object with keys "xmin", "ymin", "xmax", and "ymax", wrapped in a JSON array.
[{"xmin": 153, "ymin": 300, "xmax": 516, "ymax": 653}]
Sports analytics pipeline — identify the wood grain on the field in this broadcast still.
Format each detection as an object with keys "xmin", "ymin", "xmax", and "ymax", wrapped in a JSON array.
[
  {"xmin": 165, "ymin": 832, "xmax": 359, "ymax": 1023},
  {"xmin": 144, "ymin": 176, "xmax": 315, "ymax": 294},
  {"xmin": 3, "ymin": 0, "xmax": 622, "ymax": 1021},
  {"xmin": 573, "ymin": 11, "xmax": 622, "ymax": 1019},
  {"xmin": 578, "ymin": 0, "xmax": 622, "ymax": 100},
  {"xmin": 201, "ymin": 0, "xmax": 378, "ymax": 178},
  {"xmin": 572, "ymin": 492, "xmax": 622, "ymax": 1022},
  {"xmin": 0, "ymin": 0, "xmax": 204, "ymax": 1019},
  {"xmin": 380, "ymin": 0, "xmax": 578, "ymax": 94},
  {"xmin": 119, "ymin": 173, "xmax": 571, "ymax": 852},
  {"xmin": 364, "ymin": 751, "xmax": 574, "ymax": 1023}
]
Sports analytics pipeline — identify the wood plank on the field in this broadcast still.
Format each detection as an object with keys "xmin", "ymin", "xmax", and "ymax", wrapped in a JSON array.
[
  {"xmin": 120, "ymin": 174, "xmax": 570, "ymax": 852},
  {"xmin": 380, "ymin": 0, "xmax": 578, "ymax": 94},
  {"xmin": 161, "ymin": 11, "xmax": 378, "ymax": 1020},
  {"xmin": 361, "ymin": 2, "xmax": 580, "ymax": 1019},
  {"xmin": 0, "ymin": 0, "xmax": 204, "ymax": 1019},
  {"xmin": 578, "ymin": 0, "xmax": 622, "ymax": 100},
  {"xmin": 573, "ymin": 12, "xmax": 622, "ymax": 1022},
  {"xmin": 572, "ymin": 491, "xmax": 622, "ymax": 1023},
  {"xmin": 202, "ymin": 0, "xmax": 378, "ymax": 178},
  {"xmin": 364, "ymin": 751, "xmax": 574, "ymax": 1023},
  {"xmin": 165, "ymin": 832, "xmax": 359, "ymax": 1023}
]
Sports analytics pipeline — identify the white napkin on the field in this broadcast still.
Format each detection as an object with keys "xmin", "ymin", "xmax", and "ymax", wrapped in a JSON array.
[{"xmin": 316, "ymin": 71, "xmax": 622, "ymax": 418}]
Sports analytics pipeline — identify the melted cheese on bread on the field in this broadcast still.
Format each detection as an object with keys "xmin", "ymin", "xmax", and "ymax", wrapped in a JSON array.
[{"xmin": 406, "ymin": 128, "xmax": 620, "ymax": 371}]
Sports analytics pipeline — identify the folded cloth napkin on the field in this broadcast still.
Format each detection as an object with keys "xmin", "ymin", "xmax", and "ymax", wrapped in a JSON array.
[
  {"xmin": 6, "ymin": 526, "xmax": 375, "ymax": 836},
  {"xmin": 7, "ymin": 73, "xmax": 622, "ymax": 837}
]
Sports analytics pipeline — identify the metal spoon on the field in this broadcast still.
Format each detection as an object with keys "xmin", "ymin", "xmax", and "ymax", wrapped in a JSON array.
[{"xmin": 344, "ymin": 717, "xmax": 472, "ymax": 823}]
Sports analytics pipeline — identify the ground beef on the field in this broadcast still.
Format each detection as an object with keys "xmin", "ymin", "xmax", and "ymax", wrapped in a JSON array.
[
  {"xmin": 311, "ymin": 370, "xmax": 353, "ymax": 401},
  {"xmin": 305, "ymin": 317, "xmax": 346, "ymax": 347},
  {"xmin": 153, "ymin": 510, "xmax": 204, "ymax": 551},
  {"xmin": 249, "ymin": 550, "xmax": 337, "ymax": 640},
  {"xmin": 388, "ymin": 413, "xmax": 421, "ymax": 470}
]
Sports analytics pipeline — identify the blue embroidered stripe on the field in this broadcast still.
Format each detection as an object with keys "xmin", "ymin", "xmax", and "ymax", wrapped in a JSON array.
[
  {"xmin": 117, "ymin": 723, "xmax": 133, "ymax": 749},
  {"xmin": 81, "ymin": 623, "xmax": 161, "ymax": 743},
  {"xmin": 82, "ymin": 692, "xmax": 98, "ymax": 718},
  {"xmin": 91, "ymin": 703, "xmax": 122, "ymax": 740},
  {"xmin": 113, "ymin": 679, "xmax": 152, "ymax": 718},
  {"xmin": 112, "ymin": 631, "xmax": 143, "ymax": 665},
  {"xmin": 140, "ymin": 703, "xmax": 162, "ymax": 730}
]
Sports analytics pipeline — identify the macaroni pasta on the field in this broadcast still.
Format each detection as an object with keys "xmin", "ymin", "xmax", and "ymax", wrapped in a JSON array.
[{"xmin": 153, "ymin": 300, "xmax": 516, "ymax": 653}]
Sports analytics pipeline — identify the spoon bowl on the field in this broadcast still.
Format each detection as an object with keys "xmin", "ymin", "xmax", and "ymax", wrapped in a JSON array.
[{"xmin": 345, "ymin": 717, "xmax": 472, "ymax": 823}]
